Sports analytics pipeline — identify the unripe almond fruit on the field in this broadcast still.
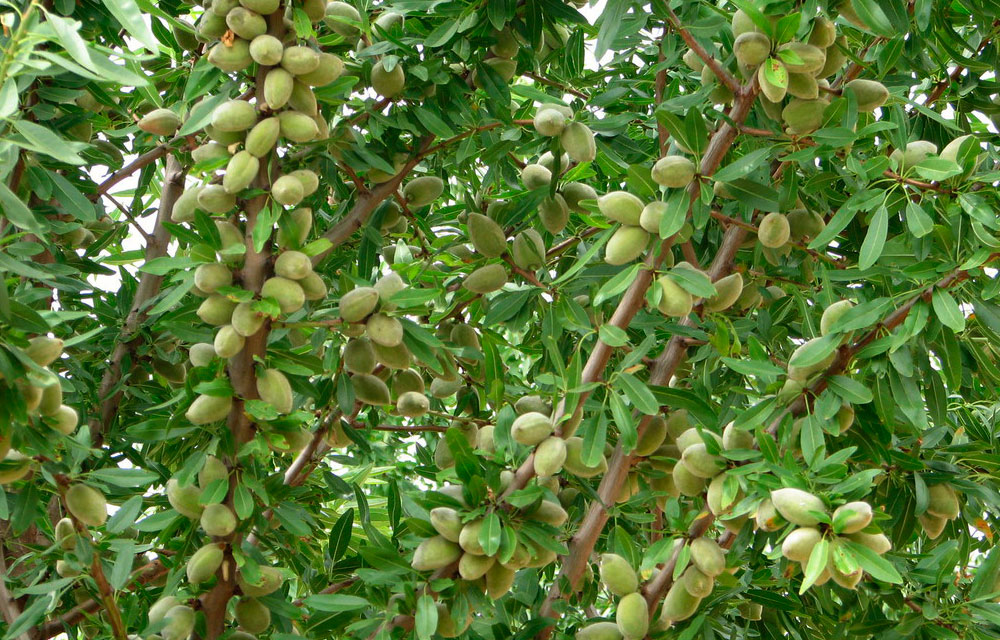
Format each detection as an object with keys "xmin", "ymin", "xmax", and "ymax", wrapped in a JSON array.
[
  {"xmin": 274, "ymin": 251, "xmax": 312, "ymax": 280},
  {"xmin": 733, "ymin": 32, "xmax": 771, "ymax": 68},
  {"xmin": 26, "ymin": 336, "xmax": 63, "ymax": 366},
  {"xmin": 605, "ymin": 226, "xmax": 649, "ymax": 266},
  {"xmin": 50, "ymin": 405, "xmax": 79, "ymax": 435},
  {"xmin": 138, "ymin": 108, "xmax": 182, "ymax": 136},
  {"xmin": 782, "ymin": 98, "xmax": 827, "ymax": 134},
  {"xmin": 927, "ymin": 483, "xmax": 960, "ymax": 520},
  {"xmin": 781, "ymin": 526, "xmax": 822, "ymax": 562},
  {"xmin": 197, "ymin": 184, "xmax": 237, "ymax": 213},
  {"xmin": 656, "ymin": 275, "xmax": 693, "ymax": 317},
  {"xmin": 521, "ymin": 164, "xmax": 552, "ymax": 190},
  {"xmin": 411, "ymin": 535, "xmax": 461, "ymax": 570},
  {"xmin": 539, "ymin": 194, "xmax": 569, "ymax": 234},
  {"xmin": 207, "ymin": 39, "xmax": 252, "ymax": 71},
  {"xmin": 561, "ymin": 122, "xmax": 597, "ymax": 163},
  {"xmin": 249, "ymin": 34, "xmax": 283, "ymax": 65},
  {"xmin": 511, "ymin": 411, "xmax": 553, "ymax": 446},
  {"xmin": 757, "ymin": 212, "xmax": 791, "ymax": 248},
  {"xmin": 185, "ymin": 394, "xmax": 232, "ymax": 425},
  {"xmin": 533, "ymin": 436, "xmax": 567, "ymax": 476},
  {"xmin": 703, "ymin": 272, "xmax": 743, "ymax": 313},
  {"xmin": 298, "ymin": 52, "xmax": 345, "ymax": 86},
  {"xmin": 352, "ymin": 373, "xmax": 391, "ymax": 405},
  {"xmin": 689, "ymin": 538, "xmax": 726, "ymax": 577},
  {"xmin": 680, "ymin": 566, "xmax": 714, "ymax": 598},
  {"xmin": 200, "ymin": 503, "xmax": 237, "ymax": 537},
  {"xmin": 402, "ymin": 176, "xmax": 444, "ymax": 207},
  {"xmin": 616, "ymin": 592, "xmax": 649, "ymax": 640},
  {"xmin": 278, "ymin": 110, "xmax": 318, "ymax": 142},
  {"xmin": 339, "ymin": 287, "xmax": 379, "ymax": 322},
  {"xmin": 512, "ymin": 229, "xmax": 546, "ymax": 270},
  {"xmin": 777, "ymin": 42, "xmax": 826, "ymax": 74},
  {"xmin": 366, "ymin": 313, "xmax": 403, "ymax": 347},
  {"xmin": 261, "ymin": 277, "xmax": 305, "ymax": 314},
  {"xmin": 212, "ymin": 100, "xmax": 257, "ymax": 132},
  {"xmin": 832, "ymin": 501, "xmax": 873, "ymax": 534},
  {"xmin": 533, "ymin": 107, "xmax": 566, "ymax": 136},
  {"xmin": 66, "ymin": 484, "xmax": 107, "ymax": 527},
  {"xmin": 234, "ymin": 597, "xmax": 270, "ymax": 633},
  {"xmin": 845, "ymin": 79, "xmax": 889, "ymax": 112},
  {"xmin": 576, "ymin": 622, "xmax": 623, "ymax": 640},
  {"xmin": 651, "ymin": 155, "xmax": 696, "ymax": 188},
  {"xmin": 166, "ymin": 479, "xmax": 203, "ymax": 519},
  {"xmin": 771, "ymin": 487, "xmax": 827, "ymax": 526},
  {"xmin": 463, "ymin": 264, "xmax": 507, "ymax": 294},
  {"xmin": 600, "ymin": 553, "xmax": 638, "ymax": 596},
  {"xmin": 281, "ymin": 45, "xmax": 320, "ymax": 75},
  {"xmin": 186, "ymin": 543, "xmax": 225, "ymax": 584},
  {"xmin": 257, "ymin": 368, "xmax": 293, "ymax": 414},
  {"xmin": 236, "ymin": 565, "xmax": 284, "ymax": 597},
  {"xmin": 214, "ymin": 325, "xmax": 245, "ymax": 358},
  {"xmin": 468, "ymin": 213, "xmax": 507, "ymax": 257},
  {"xmin": 371, "ymin": 59, "xmax": 405, "ymax": 97},
  {"xmin": 598, "ymin": 191, "xmax": 644, "ymax": 225}
]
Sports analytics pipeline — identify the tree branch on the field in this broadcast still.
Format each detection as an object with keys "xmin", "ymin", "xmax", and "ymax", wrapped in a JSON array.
[
  {"xmin": 662, "ymin": 4, "xmax": 741, "ymax": 96},
  {"xmin": 90, "ymin": 142, "xmax": 172, "ymax": 200},
  {"xmin": 91, "ymin": 153, "xmax": 186, "ymax": 447}
]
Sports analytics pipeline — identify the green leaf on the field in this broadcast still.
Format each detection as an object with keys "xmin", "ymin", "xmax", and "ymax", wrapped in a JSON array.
[
  {"xmin": 0, "ymin": 182, "xmax": 46, "ymax": 234},
  {"xmin": 826, "ymin": 376, "xmax": 873, "ymax": 403},
  {"xmin": 932, "ymin": 289, "xmax": 965, "ymax": 332},
  {"xmin": 328, "ymin": 509, "xmax": 354, "ymax": 562},
  {"xmin": 594, "ymin": 263, "xmax": 641, "ymax": 306},
  {"xmin": 667, "ymin": 267, "xmax": 716, "ymax": 298},
  {"xmin": 788, "ymin": 334, "xmax": 839, "ymax": 368},
  {"xmin": 305, "ymin": 594, "xmax": 370, "ymax": 612},
  {"xmin": 842, "ymin": 540, "xmax": 903, "ymax": 583},
  {"xmin": 658, "ymin": 189, "xmax": 689, "ymax": 239},
  {"xmin": 88, "ymin": 467, "xmax": 159, "ymax": 487},
  {"xmin": 799, "ymin": 538, "xmax": 829, "ymax": 593},
  {"xmin": 13, "ymin": 120, "xmax": 87, "ymax": 165},
  {"xmin": 858, "ymin": 206, "xmax": 888, "ymax": 270},
  {"xmin": 912, "ymin": 157, "xmax": 962, "ymax": 181},
  {"xmin": 721, "ymin": 357, "xmax": 785, "ymax": 378},
  {"xmin": 905, "ymin": 201, "xmax": 934, "ymax": 237},
  {"xmin": 415, "ymin": 594, "xmax": 438, "ymax": 640},
  {"xmin": 101, "ymin": 0, "xmax": 160, "ymax": 51},
  {"xmin": 178, "ymin": 91, "xmax": 230, "ymax": 137},
  {"xmin": 616, "ymin": 373, "xmax": 659, "ymax": 415},
  {"xmin": 849, "ymin": 0, "xmax": 896, "ymax": 36},
  {"xmin": 598, "ymin": 324, "xmax": 629, "ymax": 347},
  {"xmin": 479, "ymin": 511, "xmax": 502, "ymax": 557},
  {"xmin": 712, "ymin": 147, "xmax": 774, "ymax": 183}
]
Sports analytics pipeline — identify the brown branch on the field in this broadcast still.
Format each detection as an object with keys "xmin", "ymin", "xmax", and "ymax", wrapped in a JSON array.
[
  {"xmin": 663, "ymin": 4, "xmax": 741, "ymax": 96},
  {"xmin": 882, "ymin": 170, "xmax": 950, "ymax": 192},
  {"xmin": 0, "ymin": 553, "xmax": 28, "ymax": 640},
  {"xmin": 313, "ymin": 136, "xmax": 435, "ymax": 263},
  {"xmin": 531, "ymin": 66, "xmax": 762, "ymax": 640},
  {"xmin": 502, "ymin": 253, "xmax": 551, "ymax": 290},
  {"xmin": 642, "ymin": 508, "xmax": 717, "ymax": 609},
  {"xmin": 764, "ymin": 256, "xmax": 995, "ymax": 435},
  {"xmin": 372, "ymin": 424, "xmax": 448, "ymax": 433},
  {"xmin": 90, "ymin": 142, "xmax": 171, "ymax": 200},
  {"xmin": 91, "ymin": 154, "xmax": 186, "ymax": 447},
  {"xmin": 39, "ymin": 560, "xmax": 167, "ymax": 638},
  {"xmin": 708, "ymin": 210, "xmax": 838, "ymax": 264},
  {"xmin": 523, "ymin": 71, "xmax": 589, "ymax": 99},
  {"xmin": 546, "ymin": 227, "xmax": 602, "ymax": 258}
]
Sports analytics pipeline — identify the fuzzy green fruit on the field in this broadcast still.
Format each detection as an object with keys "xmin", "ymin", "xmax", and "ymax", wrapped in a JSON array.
[
  {"xmin": 201, "ymin": 503, "xmax": 237, "ymax": 537},
  {"xmin": 171, "ymin": 185, "xmax": 204, "ymax": 223},
  {"xmin": 757, "ymin": 60, "xmax": 788, "ymax": 102},
  {"xmin": 782, "ymin": 98, "xmax": 827, "ymax": 135},
  {"xmin": 298, "ymin": 52, "xmax": 345, "ymax": 86},
  {"xmin": 777, "ymin": 42, "xmax": 826, "ymax": 74},
  {"xmin": 605, "ymin": 226, "xmax": 649, "ymax": 266},
  {"xmin": 162, "ymin": 605, "xmax": 196, "ymax": 640},
  {"xmin": 263, "ymin": 68, "xmax": 294, "ymax": 110},
  {"xmin": 656, "ymin": 275, "xmax": 693, "ymax": 317},
  {"xmin": 198, "ymin": 184, "xmax": 237, "ymax": 213},
  {"xmin": 562, "ymin": 122, "xmax": 597, "ymax": 163},
  {"xmin": 468, "ymin": 213, "xmax": 507, "ymax": 257},
  {"xmin": 689, "ymin": 538, "xmax": 726, "ymax": 577},
  {"xmin": 845, "ymin": 78, "xmax": 889, "ymax": 112},
  {"xmin": 651, "ymin": 156, "xmax": 696, "ymax": 188},
  {"xmin": 274, "ymin": 250, "xmax": 312, "ymax": 280},
  {"xmin": 50, "ymin": 405, "xmax": 79, "ymax": 435},
  {"xmin": 820, "ymin": 299, "xmax": 853, "ymax": 335},
  {"xmin": 598, "ymin": 191, "xmax": 644, "ymax": 225},
  {"xmin": 511, "ymin": 411, "xmax": 553, "ymax": 446},
  {"xmin": 512, "ymin": 229, "xmax": 546, "ymax": 270},
  {"xmin": 562, "ymin": 182, "xmax": 598, "ymax": 213},
  {"xmin": 600, "ymin": 553, "xmax": 638, "ymax": 596},
  {"xmin": 237, "ymin": 565, "xmax": 284, "ymax": 597},
  {"xmin": 234, "ymin": 598, "xmax": 270, "ymax": 633},
  {"xmin": 680, "ymin": 566, "xmax": 714, "ymax": 598},
  {"xmin": 26, "ymin": 336, "xmax": 63, "ymax": 366},
  {"xmin": 927, "ymin": 483, "xmax": 960, "ymax": 520},
  {"xmin": 521, "ymin": 164, "xmax": 552, "ymax": 190},
  {"xmin": 214, "ymin": 325, "xmax": 245, "ymax": 358},
  {"xmin": 261, "ymin": 277, "xmax": 305, "ymax": 314},
  {"xmin": 534, "ymin": 107, "xmax": 567, "ymax": 136},
  {"xmin": 324, "ymin": 0, "xmax": 361, "ymax": 38},
  {"xmin": 463, "ymin": 264, "xmax": 507, "ymax": 294},
  {"xmin": 187, "ymin": 543, "xmax": 224, "ymax": 584},
  {"xmin": 703, "ymin": 272, "xmax": 743, "ymax": 313},
  {"xmin": 138, "ymin": 108, "xmax": 182, "ymax": 137},
  {"xmin": 226, "ymin": 7, "xmax": 266, "ymax": 39},
  {"xmin": 577, "ymin": 622, "xmax": 623, "ymax": 640},
  {"xmin": 771, "ymin": 487, "xmax": 827, "ymax": 526},
  {"xmin": 166, "ymin": 478, "xmax": 203, "ymax": 518},
  {"xmin": 208, "ymin": 39, "xmax": 253, "ymax": 71},
  {"xmin": 616, "ymin": 592, "xmax": 649, "ymax": 640},
  {"xmin": 412, "ymin": 535, "xmax": 461, "ymax": 570},
  {"xmin": 343, "ymin": 338, "xmax": 376, "ymax": 374},
  {"xmin": 339, "ymin": 287, "xmax": 380, "ymax": 322},
  {"xmin": 733, "ymin": 32, "xmax": 771, "ymax": 68},
  {"xmin": 533, "ymin": 436, "xmax": 567, "ymax": 477},
  {"xmin": 672, "ymin": 461, "xmax": 706, "ymax": 496},
  {"xmin": 185, "ymin": 394, "xmax": 233, "ymax": 425},
  {"xmin": 396, "ymin": 391, "xmax": 429, "ymax": 417},
  {"xmin": 66, "ymin": 484, "xmax": 107, "ymax": 527},
  {"xmin": 539, "ymin": 194, "xmax": 569, "ymax": 234},
  {"xmin": 832, "ymin": 501, "xmax": 873, "ymax": 534},
  {"xmin": 403, "ymin": 176, "xmax": 444, "ymax": 207},
  {"xmin": 564, "ymin": 437, "xmax": 607, "ymax": 477},
  {"xmin": 781, "ymin": 526, "xmax": 822, "ymax": 562},
  {"xmin": 281, "ymin": 45, "xmax": 320, "ymax": 76},
  {"xmin": 248, "ymin": 34, "xmax": 283, "ymax": 65},
  {"xmin": 278, "ymin": 110, "xmax": 319, "ymax": 142},
  {"xmin": 194, "ymin": 263, "xmax": 233, "ymax": 294},
  {"xmin": 231, "ymin": 302, "xmax": 265, "ymax": 337},
  {"xmin": 257, "ymin": 368, "xmax": 293, "ymax": 414},
  {"xmin": 352, "ymin": 373, "xmax": 391, "ymax": 405},
  {"xmin": 367, "ymin": 313, "xmax": 403, "ymax": 347},
  {"xmin": 758, "ymin": 212, "xmax": 790, "ymax": 248},
  {"xmin": 212, "ymin": 100, "xmax": 257, "ymax": 132}
]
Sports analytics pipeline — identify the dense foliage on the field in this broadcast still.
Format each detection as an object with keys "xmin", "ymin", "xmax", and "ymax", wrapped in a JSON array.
[{"xmin": 1, "ymin": 0, "xmax": 1000, "ymax": 639}]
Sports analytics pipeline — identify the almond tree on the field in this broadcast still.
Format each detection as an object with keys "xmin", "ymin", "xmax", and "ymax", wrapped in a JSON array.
[{"xmin": 1, "ymin": 0, "xmax": 999, "ymax": 639}]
